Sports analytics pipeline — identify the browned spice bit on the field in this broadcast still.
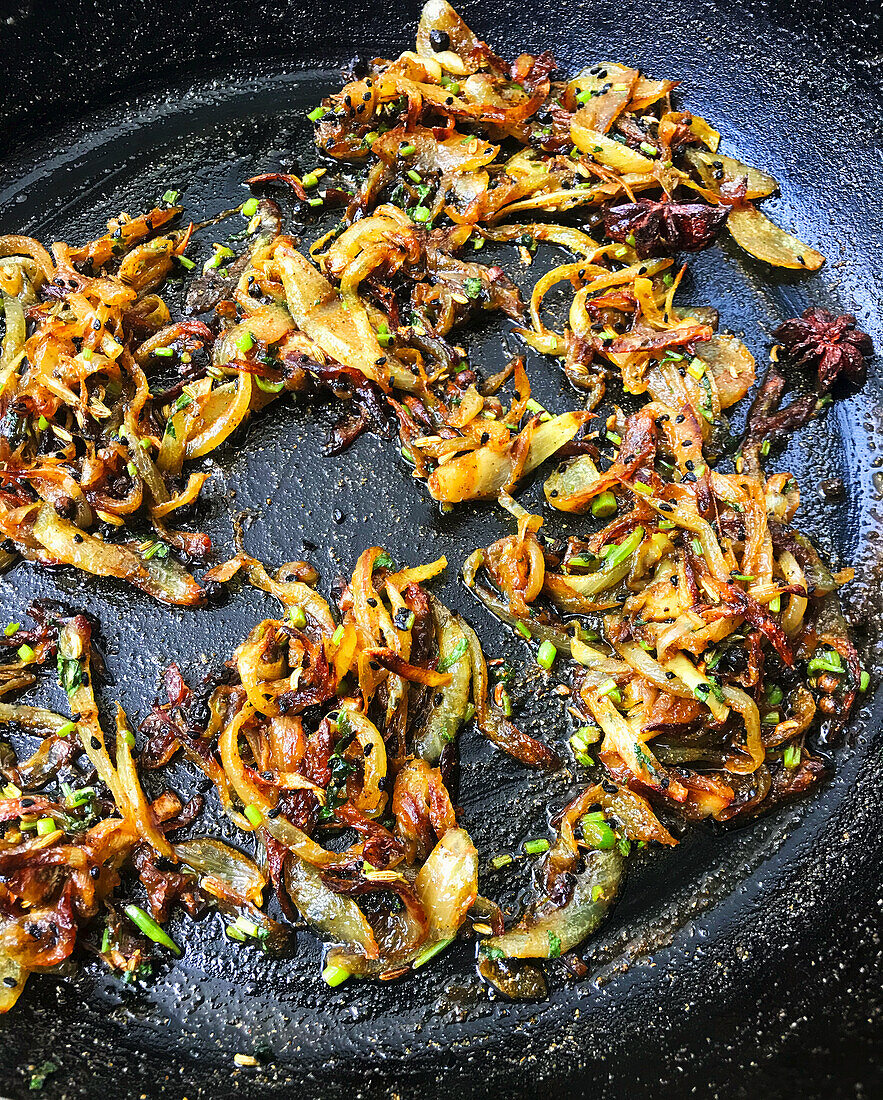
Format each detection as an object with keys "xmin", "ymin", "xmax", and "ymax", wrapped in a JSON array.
[
  {"xmin": 774, "ymin": 308, "xmax": 873, "ymax": 391},
  {"xmin": 604, "ymin": 198, "xmax": 729, "ymax": 257}
]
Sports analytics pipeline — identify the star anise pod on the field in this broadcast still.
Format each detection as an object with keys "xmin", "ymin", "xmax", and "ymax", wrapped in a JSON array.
[
  {"xmin": 604, "ymin": 198, "xmax": 729, "ymax": 258},
  {"xmin": 773, "ymin": 307, "xmax": 872, "ymax": 391}
]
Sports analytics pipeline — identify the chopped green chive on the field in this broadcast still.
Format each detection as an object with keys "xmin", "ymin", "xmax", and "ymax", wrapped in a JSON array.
[
  {"xmin": 399, "ymin": 143, "xmax": 417, "ymax": 158},
  {"xmin": 783, "ymin": 744, "xmax": 800, "ymax": 769},
  {"xmin": 537, "ymin": 639, "xmax": 557, "ymax": 670},
  {"xmin": 307, "ymin": 106, "xmax": 328, "ymax": 122},
  {"xmin": 244, "ymin": 804, "xmax": 263, "ymax": 828},
  {"xmin": 606, "ymin": 527, "xmax": 644, "ymax": 568},
  {"xmin": 413, "ymin": 937, "xmax": 454, "ymax": 969},
  {"xmin": 591, "ymin": 491, "xmax": 617, "ymax": 518},
  {"xmin": 255, "ymin": 377, "xmax": 285, "ymax": 394},
  {"xmin": 524, "ymin": 838, "xmax": 550, "ymax": 855},
  {"xmin": 807, "ymin": 650, "xmax": 843, "ymax": 675},
  {"xmin": 307, "ymin": 197, "xmax": 324, "ymax": 208},
  {"xmin": 438, "ymin": 637, "xmax": 469, "ymax": 672},
  {"xmin": 411, "ymin": 205, "xmax": 431, "ymax": 223},
  {"xmin": 576, "ymin": 724, "xmax": 601, "ymax": 745},
  {"xmin": 331, "ymin": 624, "xmax": 345, "ymax": 646},
  {"xmin": 301, "ymin": 172, "xmax": 319, "ymax": 189},
  {"xmin": 860, "ymin": 670, "xmax": 870, "ymax": 692},
  {"xmin": 288, "ymin": 605, "xmax": 307, "ymax": 629},
  {"xmin": 56, "ymin": 720, "xmax": 77, "ymax": 738},
  {"xmin": 760, "ymin": 439, "xmax": 771, "ymax": 456},
  {"xmin": 514, "ymin": 621, "xmax": 532, "ymax": 640},
  {"xmin": 322, "ymin": 962, "xmax": 351, "ymax": 987},
  {"xmin": 4, "ymin": 622, "xmax": 19, "ymax": 636},
  {"xmin": 17, "ymin": 644, "xmax": 35, "ymax": 663},
  {"xmin": 235, "ymin": 331, "xmax": 254, "ymax": 353},
  {"xmin": 36, "ymin": 817, "xmax": 57, "ymax": 836},
  {"xmin": 37, "ymin": 414, "xmax": 49, "ymax": 430},
  {"xmin": 639, "ymin": 141, "xmax": 658, "ymax": 157},
  {"xmin": 499, "ymin": 687, "xmax": 513, "ymax": 717},
  {"xmin": 121, "ymin": 727, "xmax": 135, "ymax": 749},
  {"xmin": 581, "ymin": 813, "xmax": 616, "ymax": 849},
  {"xmin": 730, "ymin": 573, "xmax": 756, "ymax": 582},
  {"xmin": 241, "ymin": 197, "xmax": 259, "ymax": 217},
  {"xmin": 124, "ymin": 904, "xmax": 181, "ymax": 955},
  {"xmin": 769, "ymin": 595, "xmax": 781, "ymax": 613},
  {"xmin": 162, "ymin": 189, "xmax": 180, "ymax": 204},
  {"xmin": 663, "ymin": 273, "xmax": 674, "ymax": 287},
  {"xmin": 153, "ymin": 346, "xmax": 175, "ymax": 358},
  {"xmin": 631, "ymin": 480, "xmax": 653, "ymax": 497},
  {"xmin": 489, "ymin": 853, "xmax": 513, "ymax": 869},
  {"xmin": 177, "ymin": 255, "xmax": 196, "ymax": 270},
  {"xmin": 407, "ymin": 169, "xmax": 422, "ymax": 183}
]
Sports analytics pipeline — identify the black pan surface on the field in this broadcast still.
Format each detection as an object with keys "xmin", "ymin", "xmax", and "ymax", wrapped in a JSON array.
[{"xmin": 0, "ymin": 1, "xmax": 881, "ymax": 1097}]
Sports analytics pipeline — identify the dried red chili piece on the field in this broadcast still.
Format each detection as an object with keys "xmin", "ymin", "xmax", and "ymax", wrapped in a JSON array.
[
  {"xmin": 773, "ymin": 307, "xmax": 873, "ymax": 391},
  {"xmin": 604, "ymin": 198, "xmax": 729, "ymax": 257}
]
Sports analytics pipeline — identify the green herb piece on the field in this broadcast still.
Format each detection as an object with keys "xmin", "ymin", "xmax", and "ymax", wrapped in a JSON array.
[
  {"xmin": 411, "ymin": 205, "xmax": 431, "ymax": 223},
  {"xmin": 235, "ymin": 330, "xmax": 254, "ymax": 353},
  {"xmin": 482, "ymin": 944, "xmax": 505, "ymax": 960},
  {"xmin": 241, "ymin": 197, "xmax": 259, "ymax": 217},
  {"xmin": 162, "ymin": 189, "xmax": 180, "ymax": 204},
  {"xmin": 606, "ymin": 527, "xmax": 644, "ymax": 568},
  {"xmin": 399, "ymin": 143, "xmax": 417, "ymax": 157},
  {"xmin": 29, "ymin": 1061, "xmax": 58, "ymax": 1091},
  {"xmin": 639, "ymin": 141, "xmax": 658, "ymax": 157},
  {"xmin": 288, "ymin": 605, "xmax": 307, "ymax": 629},
  {"xmin": 537, "ymin": 639, "xmax": 557, "ymax": 670},
  {"xmin": 36, "ymin": 817, "xmax": 56, "ymax": 836},
  {"xmin": 331, "ymin": 624, "xmax": 345, "ymax": 646},
  {"xmin": 307, "ymin": 106, "xmax": 328, "ymax": 122},
  {"xmin": 765, "ymin": 684, "xmax": 784, "ymax": 707},
  {"xmin": 730, "ymin": 573, "xmax": 756, "ymax": 582},
  {"xmin": 769, "ymin": 595, "xmax": 781, "ymax": 613},
  {"xmin": 322, "ymin": 962, "xmax": 350, "ymax": 987},
  {"xmin": 124, "ymin": 904, "xmax": 181, "ymax": 955},
  {"xmin": 514, "ymin": 620, "xmax": 532, "ymax": 640},
  {"xmin": 37, "ymin": 414, "xmax": 49, "ymax": 430},
  {"xmin": 3, "ymin": 622, "xmax": 19, "ymax": 636},
  {"xmin": 464, "ymin": 276, "xmax": 483, "ymax": 298},
  {"xmin": 307, "ymin": 197, "xmax": 323, "ymax": 208},
  {"xmin": 548, "ymin": 932, "xmax": 562, "ymax": 958},
  {"xmin": 255, "ymin": 376, "xmax": 285, "ymax": 394},
  {"xmin": 489, "ymin": 853, "xmax": 512, "ymax": 869},
  {"xmin": 524, "ymin": 838, "xmax": 550, "ymax": 855},
  {"xmin": 244, "ymin": 804, "xmax": 263, "ymax": 828},
  {"xmin": 498, "ymin": 687, "xmax": 513, "ymax": 717},
  {"xmin": 301, "ymin": 172, "xmax": 319, "ymax": 189},
  {"xmin": 56, "ymin": 720, "xmax": 77, "ymax": 738},
  {"xmin": 783, "ymin": 744, "xmax": 800, "ymax": 769},
  {"xmin": 177, "ymin": 255, "xmax": 196, "ymax": 270},
  {"xmin": 591, "ymin": 491, "xmax": 617, "ymax": 518},
  {"xmin": 372, "ymin": 551, "xmax": 395, "ymax": 570},
  {"xmin": 438, "ymin": 637, "xmax": 468, "ymax": 672},
  {"xmin": 413, "ymin": 937, "xmax": 455, "ymax": 969},
  {"xmin": 17, "ymin": 644, "xmax": 35, "ymax": 663},
  {"xmin": 581, "ymin": 813, "xmax": 616, "ymax": 849},
  {"xmin": 860, "ymin": 670, "xmax": 870, "ymax": 692}
]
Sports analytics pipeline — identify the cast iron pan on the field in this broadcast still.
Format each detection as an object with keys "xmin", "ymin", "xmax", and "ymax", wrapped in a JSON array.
[{"xmin": 0, "ymin": 0, "xmax": 882, "ymax": 1096}]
